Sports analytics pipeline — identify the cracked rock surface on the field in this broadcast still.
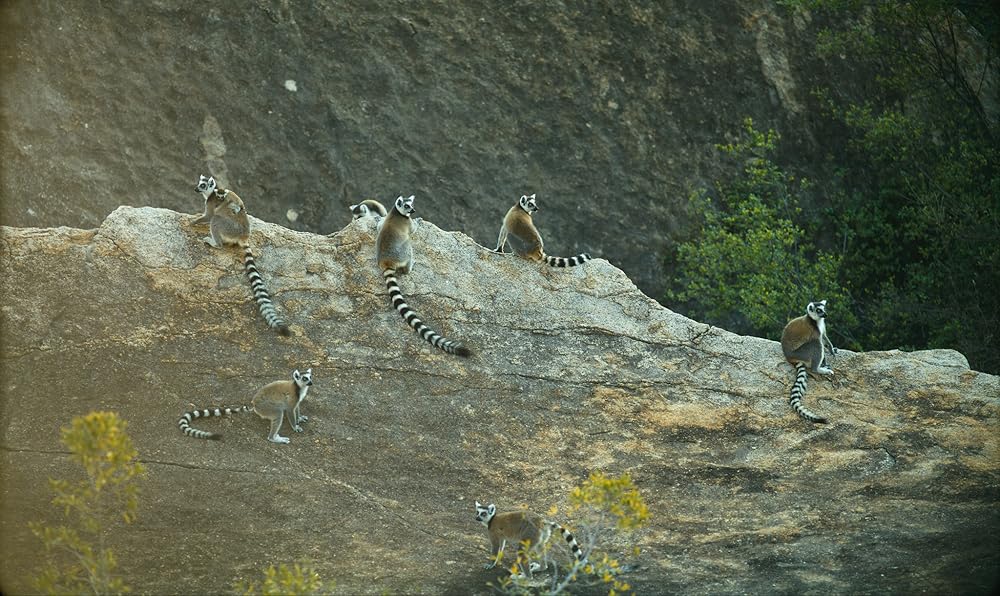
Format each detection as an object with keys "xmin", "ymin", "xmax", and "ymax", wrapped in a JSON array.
[{"xmin": 1, "ymin": 207, "xmax": 998, "ymax": 594}]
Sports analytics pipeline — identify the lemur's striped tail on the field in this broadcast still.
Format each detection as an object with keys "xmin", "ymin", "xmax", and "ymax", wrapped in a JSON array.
[
  {"xmin": 178, "ymin": 405, "xmax": 253, "ymax": 440},
  {"xmin": 383, "ymin": 268, "xmax": 471, "ymax": 357},
  {"xmin": 544, "ymin": 253, "xmax": 592, "ymax": 267},
  {"xmin": 789, "ymin": 362, "xmax": 827, "ymax": 424},
  {"xmin": 549, "ymin": 522, "xmax": 587, "ymax": 564},
  {"xmin": 243, "ymin": 246, "xmax": 291, "ymax": 336}
]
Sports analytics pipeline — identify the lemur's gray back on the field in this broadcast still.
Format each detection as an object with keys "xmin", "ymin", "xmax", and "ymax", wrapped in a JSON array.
[{"xmin": 376, "ymin": 213, "xmax": 413, "ymax": 271}]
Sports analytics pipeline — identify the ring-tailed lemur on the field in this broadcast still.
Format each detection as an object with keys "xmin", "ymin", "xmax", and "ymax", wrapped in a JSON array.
[
  {"xmin": 178, "ymin": 369, "xmax": 313, "ymax": 443},
  {"xmin": 494, "ymin": 194, "xmax": 591, "ymax": 267},
  {"xmin": 194, "ymin": 175, "xmax": 291, "ymax": 336},
  {"xmin": 350, "ymin": 199, "xmax": 388, "ymax": 220},
  {"xmin": 376, "ymin": 195, "xmax": 471, "ymax": 357},
  {"xmin": 474, "ymin": 501, "xmax": 586, "ymax": 576},
  {"xmin": 780, "ymin": 300, "xmax": 838, "ymax": 424}
]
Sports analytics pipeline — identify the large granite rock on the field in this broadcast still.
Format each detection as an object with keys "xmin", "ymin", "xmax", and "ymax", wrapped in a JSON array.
[{"xmin": 1, "ymin": 207, "xmax": 997, "ymax": 594}]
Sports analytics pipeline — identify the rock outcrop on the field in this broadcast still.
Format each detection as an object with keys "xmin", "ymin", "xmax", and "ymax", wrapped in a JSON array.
[{"xmin": 1, "ymin": 208, "xmax": 998, "ymax": 594}]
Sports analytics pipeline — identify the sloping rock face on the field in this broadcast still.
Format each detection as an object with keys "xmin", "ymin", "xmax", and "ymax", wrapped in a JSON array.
[{"xmin": 1, "ymin": 208, "xmax": 998, "ymax": 594}]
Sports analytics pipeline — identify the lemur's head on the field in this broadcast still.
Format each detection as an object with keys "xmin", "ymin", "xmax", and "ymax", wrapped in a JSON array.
[
  {"xmin": 292, "ymin": 368, "xmax": 314, "ymax": 387},
  {"xmin": 394, "ymin": 195, "xmax": 416, "ymax": 217},
  {"xmin": 806, "ymin": 300, "xmax": 828, "ymax": 321},
  {"xmin": 350, "ymin": 203, "xmax": 370, "ymax": 219},
  {"xmin": 474, "ymin": 501, "xmax": 497, "ymax": 527},
  {"xmin": 518, "ymin": 193, "xmax": 538, "ymax": 214},
  {"xmin": 196, "ymin": 175, "xmax": 217, "ymax": 194}
]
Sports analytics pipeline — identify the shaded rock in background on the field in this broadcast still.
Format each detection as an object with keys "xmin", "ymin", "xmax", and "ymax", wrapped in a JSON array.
[{"xmin": 0, "ymin": 1, "xmax": 848, "ymax": 301}]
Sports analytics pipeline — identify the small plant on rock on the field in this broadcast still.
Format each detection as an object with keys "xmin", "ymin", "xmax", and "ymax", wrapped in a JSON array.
[
  {"xmin": 234, "ymin": 562, "xmax": 330, "ymax": 596},
  {"xmin": 29, "ymin": 411, "xmax": 146, "ymax": 595},
  {"xmin": 493, "ymin": 471, "xmax": 648, "ymax": 596}
]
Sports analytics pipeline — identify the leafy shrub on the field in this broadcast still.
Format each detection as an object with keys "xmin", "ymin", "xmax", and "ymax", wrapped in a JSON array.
[
  {"xmin": 29, "ymin": 412, "xmax": 146, "ymax": 595},
  {"xmin": 668, "ymin": 3, "xmax": 999, "ymax": 373},
  {"xmin": 234, "ymin": 562, "xmax": 329, "ymax": 596},
  {"xmin": 494, "ymin": 472, "xmax": 648, "ymax": 596},
  {"xmin": 665, "ymin": 118, "xmax": 856, "ymax": 344},
  {"xmin": 787, "ymin": 0, "xmax": 1000, "ymax": 372}
]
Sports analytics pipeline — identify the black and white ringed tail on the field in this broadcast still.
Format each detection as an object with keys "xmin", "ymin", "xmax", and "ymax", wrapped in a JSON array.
[
  {"xmin": 383, "ymin": 268, "xmax": 471, "ymax": 357},
  {"xmin": 178, "ymin": 405, "xmax": 252, "ymax": 440},
  {"xmin": 789, "ymin": 362, "xmax": 827, "ymax": 424},
  {"xmin": 543, "ymin": 252, "xmax": 592, "ymax": 267},
  {"xmin": 243, "ymin": 246, "xmax": 291, "ymax": 336}
]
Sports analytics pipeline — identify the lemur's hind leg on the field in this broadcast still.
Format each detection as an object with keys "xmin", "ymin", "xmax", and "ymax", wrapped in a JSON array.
[
  {"xmin": 786, "ymin": 343, "xmax": 828, "ymax": 375},
  {"xmin": 814, "ymin": 357, "xmax": 834, "ymax": 376},
  {"xmin": 266, "ymin": 413, "xmax": 290, "ymax": 444},
  {"xmin": 792, "ymin": 341, "xmax": 833, "ymax": 376}
]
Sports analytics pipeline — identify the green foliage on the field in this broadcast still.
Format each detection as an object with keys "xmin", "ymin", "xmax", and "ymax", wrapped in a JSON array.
[
  {"xmin": 29, "ymin": 412, "xmax": 146, "ymax": 595},
  {"xmin": 665, "ymin": 1, "xmax": 999, "ymax": 372},
  {"xmin": 568, "ymin": 471, "xmax": 649, "ymax": 532},
  {"xmin": 493, "ymin": 472, "xmax": 647, "ymax": 596},
  {"xmin": 793, "ymin": 0, "xmax": 998, "ymax": 132},
  {"xmin": 784, "ymin": 0, "xmax": 1000, "ymax": 371},
  {"xmin": 234, "ymin": 562, "xmax": 330, "ymax": 596},
  {"xmin": 665, "ymin": 118, "xmax": 855, "ymax": 342}
]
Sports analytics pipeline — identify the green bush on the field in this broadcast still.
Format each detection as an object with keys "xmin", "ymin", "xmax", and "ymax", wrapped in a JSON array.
[
  {"xmin": 665, "ymin": 118, "xmax": 856, "ymax": 345},
  {"xmin": 667, "ymin": 1, "xmax": 999, "ymax": 373},
  {"xmin": 234, "ymin": 562, "xmax": 330, "ymax": 596},
  {"xmin": 493, "ymin": 472, "xmax": 647, "ymax": 596},
  {"xmin": 791, "ymin": 0, "xmax": 1000, "ymax": 372},
  {"xmin": 29, "ymin": 412, "xmax": 146, "ymax": 595}
]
